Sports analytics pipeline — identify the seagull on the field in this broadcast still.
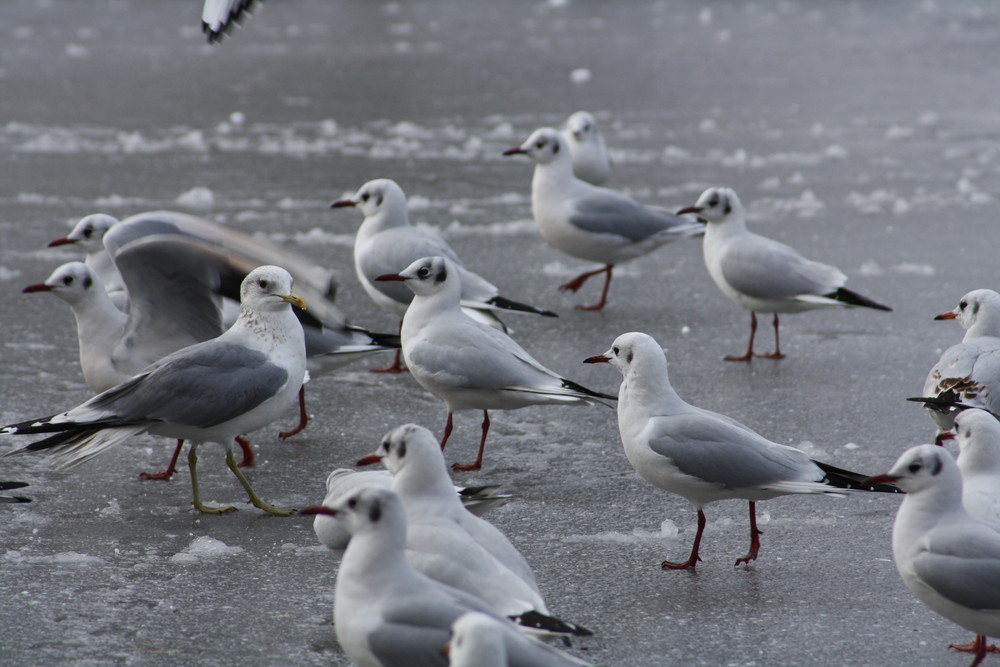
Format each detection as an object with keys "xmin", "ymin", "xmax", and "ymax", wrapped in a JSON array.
[
  {"xmin": 953, "ymin": 409, "xmax": 1000, "ymax": 527},
  {"xmin": 376, "ymin": 256, "xmax": 615, "ymax": 471},
  {"xmin": 2, "ymin": 266, "xmax": 306, "ymax": 516},
  {"xmin": 865, "ymin": 444, "xmax": 1000, "ymax": 666},
  {"xmin": 676, "ymin": 187, "xmax": 892, "ymax": 361},
  {"xmin": 48, "ymin": 214, "xmax": 126, "ymax": 308},
  {"xmin": 445, "ymin": 612, "xmax": 594, "ymax": 667},
  {"xmin": 585, "ymin": 331, "xmax": 899, "ymax": 569},
  {"xmin": 0, "ymin": 482, "xmax": 31, "ymax": 504},
  {"xmin": 356, "ymin": 424, "xmax": 590, "ymax": 636},
  {"xmin": 502, "ymin": 127, "xmax": 703, "ymax": 311},
  {"xmin": 202, "ymin": 0, "xmax": 261, "ymax": 43},
  {"xmin": 312, "ymin": 466, "xmax": 511, "ymax": 552},
  {"xmin": 916, "ymin": 290, "xmax": 1000, "ymax": 440},
  {"xmin": 561, "ymin": 111, "xmax": 612, "ymax": 186},
  {"xmin": 331, "ymin": 178, "xmax": 557, "ymax": 371},
  {"xmin": 298, "ymin": 487, "xmax": 591, "ymax": 667}
]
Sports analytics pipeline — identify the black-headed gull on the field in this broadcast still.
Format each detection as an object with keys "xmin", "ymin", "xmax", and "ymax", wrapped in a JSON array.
[
  {"xmin": 332, "ymin": 178, "xmax": 557, "ymax": 371},
  {"xmin": 953, "ymin": 409, "xmax": 1000, "ymax": 526},
  {"xmin": 502, "ymin": 128, "xmax": 703, "ymax": 311},
  {"xmin": 48, "ymin": 214, "xmax": 126, "ymax": 308},
  {"xmin": 0, "ymin": 481, "xmax": 31, "ymax": 504},
  {"xmin": 445, "ymin": 611, "xmax": 594, "ymax": 667},
  {"xmin": 917, "ymin": 290, "xmax": 1000, "ymax": 440},
  {"xmin": 311, "ymin": 466, "xmax": 510, "ymax": 552},
  {"xmin": 3, "ymin": 266, "xmax": 306, "ymax": 516},
  {"xmin": 561, "ymin": 111, "xmax": 612, "ymax": 186},
  {"xmin": 356, "ymin": 424, "xmax": 590, "ymax": 637},
  {"xmin": 299, "ymin": 487, "xmax": 590, "ymax": 667},
  {"xmin": 677, "ymin": 187, "xmax": 891, "ymax": 361},
  {"xmin": 376, "ymin": 256, "xmax": 615, "ymax": 470},
  {"xmin": 866, "ymin": 445, "xmax": 1000, "ymax": 666},
  {"xmin": 585, "ymin": 331, "xmax": 898, "ymax": 569}
]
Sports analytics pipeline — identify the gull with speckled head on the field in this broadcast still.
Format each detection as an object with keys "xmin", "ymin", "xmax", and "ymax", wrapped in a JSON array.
[
  {"xmin": 376, "ymin": 256, "xmax": 615, "ymax": 470},
  {"xmin": 866, "ymin": 445, "xmax": 1000, "ymax": 667},
  {"xmin": 331, "ymin": 178, "xmax": 557, "ymax": 371},
  {"xmin": 2, "ymin": 266, "xmax": 306, "ymax": 516},
  {"xmin": 585, "ymin": 331, "xmax": 899, "ymax": 569},
  {"xmin": 677, "ymin": 187, "xmax": 891, "ymax": 361},
  {"xmin": 298, "ymin": 487, "xmax": 591, "ymax": 667},
  {"xmin": 561, "ymin": 111, "xmax": 612, "ymax": 186},
  {"xmin": 503, "ymin": 127, "xmax": 703, "ymax": 311}
]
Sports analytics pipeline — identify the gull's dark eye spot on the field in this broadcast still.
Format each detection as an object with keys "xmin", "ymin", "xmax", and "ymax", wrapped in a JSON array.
[
  {"xmin": 930, "ymin": 456, "xmax": 943, "ymax": 476},
  {"xmin": 361, "ymin": 193, "xmax": 370, "ymax": 202},
  {"xmin": 347, "ymin": 497, "xmax": 357, "ymax": 509},
  {"xmin": 63, "ymin": 275, "xmax": 74, "ymax": 286},
  {"xmin": 369, "ymin": 503, "xmax": 381, "ymax": 523},
  {"xmin": 708, "ymin": 194, "xmax": 720, "ymax": 207},
  {"xmin": 907, "ymin": 462, "xmax": 922, "ymax": 474},
  {"xmin": 626, "ymin": 352, "xmax": 634, "ymax": 363},
  {"xmin": 83, "ymin": 227, "xmax": 94, "ymax": 238},
  {"xmin": 258, "ymin": 279, "xmax": 268, "ymax": 289},
  {"xmin": 535, "ymin": 140, "xmax": 546, "ymax": 149},
  {"xmin": 960, "ymin": 301, "xmax": 968, "ymax": 310},
  {"xmin": 552, "ymin": 141, "xmax": 560, "ymax": 153},
  {"xmin": 417, "ymin": 266, "xmax": 431, "ymax": 279},
  {"xmin": 397, "ymin": 441, "xmax": 406, "ymax": 459},
  {"xmin": 612, "ymin": 346, "xmax": 620, "ymax": 355},
  {"xmin": 83, "ymin": 276, "xmax": 92, "ymax": 289}
]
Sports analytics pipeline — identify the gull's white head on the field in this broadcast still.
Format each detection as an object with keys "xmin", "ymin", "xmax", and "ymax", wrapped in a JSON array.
[
  {"xmin": 503, "ymin": 127, "xmax": 569, "ymax": 167},
  {"xmin": 331, "ymin": 178, "xmax": 409, "ymax": 223},
  {"xmin": 953, "ymin": 409, "xmax": 1000, "ymax": 459},
  {"xmin": 564, "ymin": 111, "xmax": 599, "ymax": 142},
  {"xmin": 49, "ymin": 214, "xmax": 120, "ymax": 252},
  {"xmin": 363, "ymin": 423, "xmax": 442, "ymax": 478},
  {"xmin": 23, "ymin": 262, "xmax": 104, "ymax": 305},
  {"xmin": 936, "ymin": 289, "xmax": 1000, "ymax": 338},
  {"xmin": 301, "ymin": 486, "xmax": 406, "ymax": 540},
  {"xmin": 375, "ymin": 256, "xmax": 459, "ymax": 300},
  {"xmin": 867, "ymin": 444, "xmax": 960, "ymax": 495},
  {"xmin": 677, "ymin": 187, "xmax": 743, "ymax": 223},
  {"xmin": 240, "ymin": 265, "xmax": 306, "ymax": 313},
  {"xmin": 585, "ymin": 331, "xmax": 665, "ymax": 376}
]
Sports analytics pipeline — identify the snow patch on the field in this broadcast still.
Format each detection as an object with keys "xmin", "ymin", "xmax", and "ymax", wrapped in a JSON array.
[
  {"xmin": 4, "ymin": 549, "xmax": 105, "ymax": 566},
  {"xmin": 169, "ymin": 536, "xmax": 245, "ymax": 564}
]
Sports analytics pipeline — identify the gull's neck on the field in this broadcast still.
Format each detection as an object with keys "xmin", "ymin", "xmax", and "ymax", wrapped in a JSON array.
[
  {"xmin": 358, "ymin": 204, "xmax": 410, "ymax": 242},
  {"xmin": 392, "ymin": 458, "xmax": 463, "ymax": 512}
]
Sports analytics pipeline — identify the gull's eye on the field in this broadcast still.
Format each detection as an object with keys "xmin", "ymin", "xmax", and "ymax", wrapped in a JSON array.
[
  {"xmin": 535, "ymin": 139, "xmax": 546, "ymax": 149},
  {"xmin": 347, "ymin": 497, "xmax": 357, "ymax": 509},
  {"xmin": 960, "ymin": 301, "xmax": 968, "ymax": 310},
  {"xmin": 708, "ymin": 194, "xmax": 720, "ymax": 207},
  {"xmin": 417, "ymin": 266, "xmax": 431, "ymax": 279},
  {"xmin": 612, "ymin": 346, "xmax": 620, "ymax": 356},
  {"xmin": 361, "ymin": 193, "xmax": 370, "ymax": 202},
  {"xmin": 82, "ymin": 226, "xmax": 94, "ymax": 238},
  {"xmin": 63, "ymin": 275, "xmax": 75, "ymax": 286},
  {"xmin": 907, "ymin": 462, "xmax": 922, "ymax": 474},
  {"xmin": 258, "ymin": 279, "xmax": 269, "ymax": 289}
]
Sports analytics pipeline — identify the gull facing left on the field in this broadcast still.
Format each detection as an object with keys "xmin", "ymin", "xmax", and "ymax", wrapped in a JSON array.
[
  {"xmin": 377, "ymin": 256, "xmax": 614, "ymax": 470},
  {"xmin": 866, "ymin": 445, "xmax": 1000, "ymax": 667},
  {"xmin": 677, "ymin": 187, "xmax": 891, "ymax": 361},
  {"xmin": 585, "ymin": 331, "xmax": 898, "ymax": 569},
  {"xmin": 2, "ymin": 266, "xmax": 306, "ymax": 515}
]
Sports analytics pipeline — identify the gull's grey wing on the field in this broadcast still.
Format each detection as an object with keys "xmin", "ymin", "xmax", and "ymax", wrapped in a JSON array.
[
  {"xmin": 84, "ymin": 340, "xmax": 288, "ymax": 429},
  {"xmin": 569, "ymin": 190, "xmax": 697, "ymax": 242},
  {"xmin": 913, "ymin": 526, "xmax": 1000, "ymax": 611},
  {"xmin": 718, "ymin": 232, "xmax": 846, "ymax": 300},
  {"xmin": 645, "ymin": 413, "xmax": 823, "ymax": 490}
]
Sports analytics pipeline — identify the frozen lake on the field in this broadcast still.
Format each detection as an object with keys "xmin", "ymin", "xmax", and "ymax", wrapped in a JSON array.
[{"xmin": 3, "ymin": 1, "xmax": 1000, "ymax": 665}]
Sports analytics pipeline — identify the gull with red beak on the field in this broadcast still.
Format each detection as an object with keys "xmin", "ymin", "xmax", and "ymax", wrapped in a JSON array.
[
  {"xmin": 331, "ymin": 178, "xmax": 557, "ymax": 371},
  {"xmin": 560, "ymin": 111, "xmax": 611, "ymax": 186},
  {"xmin": 47, "ymin": 213, "xmax": 126, "ymax": 308},
  {"xmin": 376, "ymin": 256, "xmax": 614, "ymax": 470},
  {"xmin": 502, "ymin": 127, "xmax": 703, "ymax": 311},
  {"xmin": 865, "ymin": 444, "xmax": 1000, "ymax": 667},
  {"xmin": 677, "ymin": 186, "xmax": 891, "ymax": 361},
  {"xmin": 585, "ymin": 331, "xmax": 898, "ymax": 569}
]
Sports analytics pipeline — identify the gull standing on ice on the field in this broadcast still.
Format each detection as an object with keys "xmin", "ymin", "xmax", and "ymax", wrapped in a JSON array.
[
  {"xmin": 914, "ymin": 290, "xmax": 1000, "ymax": 440},
  {"xmin": 2, "ymin": 266, "xmax": 306, "ymax": 516},
  {"xmin": 356, "ymin": 424, "xmax": 590, "ymax": 636},
  {"xmin": 561, "ymin": 111, "xmax": 612, "ymax": 186},
  {"xmin": 866, "ymin": 445, "xmax": 1000, "ymax": 666},
  {"xmin": 376, "ymin": 256, "xmax": 615, "ymax": 470},
  {"xmin": 585, "ymin": 331, "xmax": 898, "ymax": 569},
  {"xmin": 953, "ymin": 409, "xmax": 1000, "ymax": 526},
  {"xmin": 298, "ymin": 487, "xmax": 591, "ymax": 667},
  {"xmin": 677, "ymin": 187, "xmax": 891, "ymax": 361},
  {"xmin": 47, "ymin": 214, "xmax": 126, "ymax": 308},
  {"xmin": 445, "ymin": 612, "xmax": 593, "ymax": 667},
  {"xmin": 331, "ymin": 178, "xmax": 556, "ymax": 371},
  {"xmin": 503, "ymin": 127, "xmax": 704, "ymax": 311},
  {"xmin": 311, "ymin": 466, "xmax": 510, "ymax": 552}
]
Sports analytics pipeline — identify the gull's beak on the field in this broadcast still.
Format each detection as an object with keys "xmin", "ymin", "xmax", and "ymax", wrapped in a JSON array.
[
  {"xmin": 441, "ymin": 642, "xmax": 451, "ymax": 658},
  {"xmin": 297, "ymin": 504, "xmax": 338, "ymax": 517},
  {"xmin": 934, "ymin": 310, "xmax": 957, "ymax": 321},
  {"xmin": 571, "ymin": 129, "xmax": 583, "ymax": 140},
  {"xmin": 861, "ymin": 473, "xmax": 900, "ymax": 488},
  {"xmin": 47, "ymin": 237, "xmax": 75, "ymax": 247},
  {"xmin": 675, "ymin": 205, "xmax": 703, "ymax": 216},
  {"xmin": 282, "ymin": 293, "xmax": 307, "ymax": 310},
  {"xmin": 356, "ymin": 453, "xmax": 383, "ymax": 466},
  {"xmin": 330, "ymin": 199, "xmax": 356, "ymax": 208},
  {"xmin": 502, "ymin": 146, "xmax": 527, "ymax": 156},
  {"xmin": 375, "ymin": 273, "xmax": 408, "ymax": 282},
  {"xmin": 584, "ymin": 353, "xmax": 611, "ymax": 364},
  {"xmin": 22, "ymin": 283, "xmax": 54, "ymax": 293}
]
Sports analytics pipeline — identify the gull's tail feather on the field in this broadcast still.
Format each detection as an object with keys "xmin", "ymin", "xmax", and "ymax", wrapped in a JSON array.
[
  {"xmin": 511, "ymin": 610, "xmax": 593, "ymax": 638},
  {"xmin": 484, "ymin": 296, "xmax": 559, "ymax": 318},
  {"xmin": 826, "ymin": 287, "xmax": 892, "ymax": 312},
  {"xmin": 815, "ymin": 460, "xmax": 902, "ymax": 493},
  {"xmin": 6, "ymin": 426, "xmax": 147, "ymax": 469}
]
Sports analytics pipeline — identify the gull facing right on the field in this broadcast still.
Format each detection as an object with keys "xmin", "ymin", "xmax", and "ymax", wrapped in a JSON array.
[
  {"xmin": 866, "ymin": 445, "xmax": 1000, "ymax": 667},
  {"xmin": 503, "ymin": 127, "xmax": 703, "ymax": 311},
  {"xmin": 376, "ymin": 256, "xmax": 614, "ymax": 471},
  {"xmin": 677, "ymin": 187, "xmax": 891, "ymax": 361},
  {"xmin": 585, "ymin": 331, "xmax": 898, "ymax": 569}
]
